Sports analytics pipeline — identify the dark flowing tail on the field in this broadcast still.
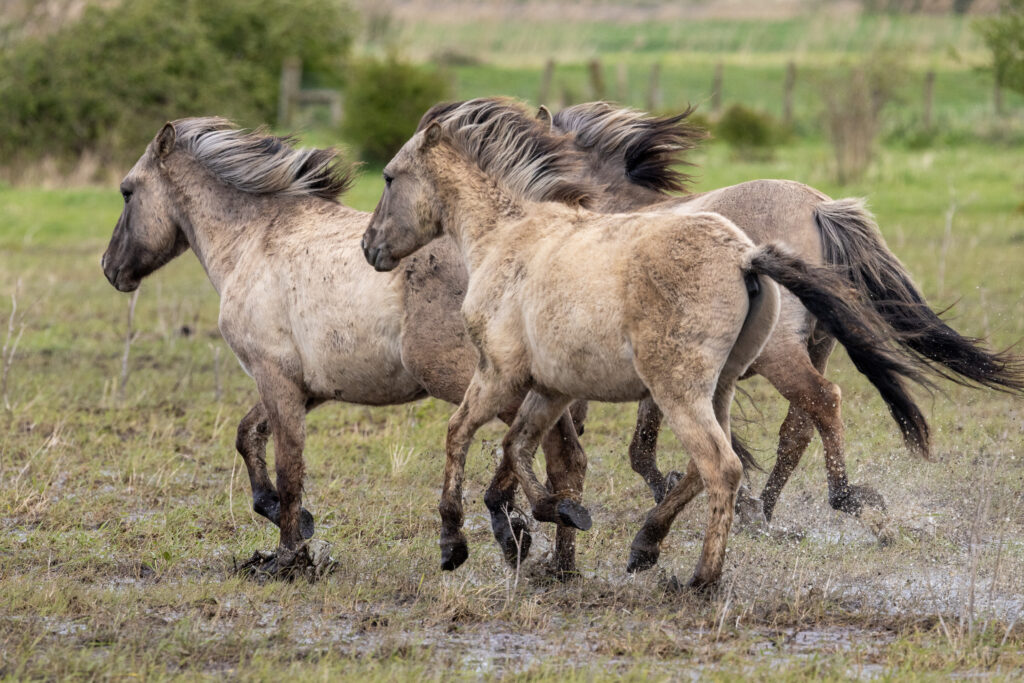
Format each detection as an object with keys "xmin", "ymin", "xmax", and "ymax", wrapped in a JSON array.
[
  {"xmin": 749, "ymin": 244, "xmax": 934, "ymax": 457},
  {"xmin": 815, "ymin": 198, "xmax": 1024, "ymax": 394}
]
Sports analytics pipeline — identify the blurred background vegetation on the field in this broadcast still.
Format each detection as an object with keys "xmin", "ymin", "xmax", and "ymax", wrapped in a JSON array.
[{"xmin": 0, "ymin": 0, "xmax": 1021, "ymax": 182}]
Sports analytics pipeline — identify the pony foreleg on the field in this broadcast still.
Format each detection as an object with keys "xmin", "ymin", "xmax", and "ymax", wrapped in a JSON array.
[
  {"xmin": 254, "ymin": 374, "xmax": 310, "ymax": 576},
  {"xmin": 503, "ymin": 392, "xmax": 592, "ymax": 532},
  {"xmin": 440, "ymin": 373, "xmax": 510, "ymax": 571},
  {"xmin": 235, "ymin": 401, "xmax": 315, "ymax": 539},
  {"xmin": 542, "ymin": 411, "xmax": 588, "ymax": 578}
]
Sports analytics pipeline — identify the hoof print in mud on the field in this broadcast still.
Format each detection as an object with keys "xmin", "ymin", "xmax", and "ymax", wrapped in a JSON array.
[
  {"xmin": 236, "ymin": 540, "xmax": 336, "ymax": 582},
  {"xmin": 556, "ymin": 499, "xmax": 592, "ymax": 531},
  {"xmin": 626, "ymin": 545, "xmax": 660, "ymax": 574}
]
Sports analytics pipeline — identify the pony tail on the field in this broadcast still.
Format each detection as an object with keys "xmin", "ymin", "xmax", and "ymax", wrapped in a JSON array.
[
  {"xmin": 815, "ymin": 198, "xmax": 1024, "ymax": 394},
  {"xmin": 749, "ymin": 244, "xmax": 933, "ymax": 457}
]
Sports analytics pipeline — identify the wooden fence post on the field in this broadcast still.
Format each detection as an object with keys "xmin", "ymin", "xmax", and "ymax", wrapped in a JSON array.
[
  {"xmin": 278, "ymin": 57, "xmax": 301, "ymax": 128},
  {"xmin": 782, "ymin": 61, "xmax": 796, "ymax": 126},
  {"xmin": 646, "ymin": 63, "xmax": 662, "ymax": 112},
  {"xmin": 711, "ymin": 62, "xmax": 723, "ymax": 114},
  {"xmin": 588, "ymin": 58, "xmax": 605, "ymax": 100},
  {"xmin": 922, "ymin": 70, "xmax": 935, "ymax": 128},
  {"xmin": 539, "ymin": 59, "xmax": 555, "ymax": 106},
  {"xmin": 616, "ymin": 63, "xmax": 628, "ymax": 102}
]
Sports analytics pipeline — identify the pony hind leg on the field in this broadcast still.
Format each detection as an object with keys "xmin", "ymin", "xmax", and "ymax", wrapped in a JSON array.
[
  {"xmin": 629, "ymin": 395, "xmax": 742, "ymax": 589},
  {"xmin": 755, "ymin": 335, "xmax": 884, "ymax": 521},
  {"xmin": 500, "ymin": 391, "xmax": 592, "ymax": 531},
  {"xmin": 485, "ymin": 402, "xmax": 589, "ymax": 576}
]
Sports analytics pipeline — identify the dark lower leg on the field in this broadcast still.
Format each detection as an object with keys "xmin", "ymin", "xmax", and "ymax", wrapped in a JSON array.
[
  {"xmin": 760, "ymin": 405, "xmax": 814, "ymax": 521},
  {"xmin": 542, "ymin": 411, "xmax": 588, "ymax": 576},
  {"xmin": 440, "ymin": 377, "xmax": 508, "ymax": 571},
  {"xmin": 236, "ymin": 401, "xmax": 314, "ymax": 539},
  {"xmin": 627, "ymin": 460, "xmax": 703, "ymax": 572},
  {"xmin": 505, "ymin": 392, "xmax": 591, "ymax": 531},
  {"xmin": 629, "ymin": 398, "xmax": 678, "ymax": 504}
]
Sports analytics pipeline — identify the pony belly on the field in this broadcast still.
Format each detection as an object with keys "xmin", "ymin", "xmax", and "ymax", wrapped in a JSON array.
[{"xmin": 530, "ymin": 343, "xmax": 646, "ymax": 402}]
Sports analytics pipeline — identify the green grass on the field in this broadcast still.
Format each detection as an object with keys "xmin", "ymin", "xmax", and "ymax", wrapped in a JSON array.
[
  {"xmin": 389, "ymin": 13, "xmax": 991, "ymax": 64},
  {"xmin": 1, "ymin": 137, "xmax": 1022, "ymax": 678}
]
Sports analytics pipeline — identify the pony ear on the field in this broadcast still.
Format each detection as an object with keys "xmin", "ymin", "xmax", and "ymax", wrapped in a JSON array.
[
  {"xmin": 156, "ymin": 122, "xmax": 176, "ymax": 159},
  {"xmin": 422, "ymin": 121, "xmax": 442, "ymax": 149},
  {"xmin": 536, "ymin": 105, "xmax": 553, "ymax": 129}
]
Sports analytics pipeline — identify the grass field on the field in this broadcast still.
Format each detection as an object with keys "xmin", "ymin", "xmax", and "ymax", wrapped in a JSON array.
[{"xmin": 1, "ymin": 131, "xmax": 1022, "ymax": 678}]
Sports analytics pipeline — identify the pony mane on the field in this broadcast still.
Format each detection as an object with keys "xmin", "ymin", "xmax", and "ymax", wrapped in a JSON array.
[
  {"xmin": 425, "ymin": 98, "xmax": 596, "ymax": 207},
  {"xmin": 168, "ymin": 117, "xmax": 355, "ymax": 201},
  {"xmin": 552, "ymin": 102, "xmax": 706, "ymax": 194}
]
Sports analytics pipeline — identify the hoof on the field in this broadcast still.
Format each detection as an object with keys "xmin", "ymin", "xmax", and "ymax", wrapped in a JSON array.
[
  {"xmin": 254, "ymin": 494, "xmax": 316, "ymax": 540},
  {"xmin": 497, "ymin": 516, "xmax": 533, "ymax": 568},
  {"xmin": 685, "ymin": 573, "xmax": 717, "ymax": 594},
  {"xmin": 556, "ymin": 499, "xmax": 592, "ymax": 531},
  {"xmin": 830, "ymin": 483, "xmax": 886, "ymax": 517},
  {"xmin": 626, "ymin": 544, "xmax": 660, "ymax": 574},
  {"xmin": 440, "ymin": 534, "xmax": 469, "ymax": 571}
]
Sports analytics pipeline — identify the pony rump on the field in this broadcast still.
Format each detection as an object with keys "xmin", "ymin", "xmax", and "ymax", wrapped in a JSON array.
[
  {"xmin": 170, "ymin": 117, "xmax": 356, "ymax": 201},
  {"xmin": 553, "ymin": 102, "xmax": 707, "ymax": 194},
  {"xmin": 421, "ymin": 98, "xmax": 598, "ymax": 207}
]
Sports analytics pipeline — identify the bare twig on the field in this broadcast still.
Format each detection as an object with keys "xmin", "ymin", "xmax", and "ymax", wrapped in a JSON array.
[
  {"xmin": 2, "ymin": 280, "xmax": 26, "ymax": 423},
  {"xmin": 117, "ymin": 288, "xmax": 141, "ymax": 403}
]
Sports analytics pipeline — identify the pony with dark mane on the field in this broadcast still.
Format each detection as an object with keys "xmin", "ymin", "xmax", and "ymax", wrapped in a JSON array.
[
  {"xmin": 417, "ymin": 98, "xmax": 1023, "ymax": 533},
  {"xmin": 362, "ymin": 99, "xmax": 940, "ymax": 588}
]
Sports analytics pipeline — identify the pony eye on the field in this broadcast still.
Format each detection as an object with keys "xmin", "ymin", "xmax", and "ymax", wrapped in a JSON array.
[
  {"xmin": 122, "ymin": 190, "xmax": 133, "ymax": 203},
  {"xmin": 383, "ymin": 173, "xmax": 393, "ymax": 187}
]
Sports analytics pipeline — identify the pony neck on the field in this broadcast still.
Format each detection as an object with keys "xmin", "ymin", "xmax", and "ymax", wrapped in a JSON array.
[
  {"xmin": 167, "ymin": 159, "xmax": 272, "ymax": 295},
  {"xmin": 429, "ymin": 150, "xmax": 524, "ymax": 273}
]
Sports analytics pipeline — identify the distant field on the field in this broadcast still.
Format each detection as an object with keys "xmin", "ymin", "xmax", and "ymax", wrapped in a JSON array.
[
  {"xmin": 380, "ymin": 12, "xmax": 992, "ymax": 64},
  {"xmin": 349, "ymin": 11, "xmax": 1024, "ymax": 150},
  {"xmin": 1, "ymin": 137, "xmax": 1022, "ymax": 677}
]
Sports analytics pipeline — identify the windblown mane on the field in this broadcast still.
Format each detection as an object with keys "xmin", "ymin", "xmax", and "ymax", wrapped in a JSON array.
[
  {"xmin": 421, "ymin": 98, "xmax": 596, "ymax": 207},
  {"xmin": 552, "ymin": 102, "xmax": 706, "ymax": 194},
  {"xmin": 169, "ymin": 117, "xmax": 355, "ymax": 201}
]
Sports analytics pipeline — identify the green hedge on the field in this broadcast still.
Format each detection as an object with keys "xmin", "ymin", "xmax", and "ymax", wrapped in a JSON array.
[
  {"xmin": 0, "ymin": 0, "xmax": 354, "ymax": 166},
  {"xmin": 342, "ymin": 56, "xmax": 453, "ymax": 165}
]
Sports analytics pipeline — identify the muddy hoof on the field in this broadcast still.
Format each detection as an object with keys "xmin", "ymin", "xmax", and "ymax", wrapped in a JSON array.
[
  {"xmin": 626, "ymin": 544, "xmax": 660, "ymax": 574},
  {"xmin": 685, "ymin": 573, "xmax": 717, "ymax": 594},
  {"xmin": 556, "ymin": 499, "xmax": 592, "ymax": 531},
  {"xmin": 830, "ymin": 483, "xmax": 886, "ymax": 517},
  {"xmin": 497, "ymin": 516, "xmax": 533, "ymax": 568},
  {"xmin": 440, "ymin": 534, "xmax": 469, "ymax": 571}
]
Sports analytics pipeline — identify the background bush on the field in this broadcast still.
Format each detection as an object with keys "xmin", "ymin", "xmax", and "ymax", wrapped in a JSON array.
[
  {"xmin": 342, "ymin": 56, "xmax": 453, "ymax": 165},
  {"xmin": 0, "ymin": 0, "xmax": 354, "ymax": 166},
  {"xmin": 715, "ymin": 104, "xmax": 777, "ymax": 158}
]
